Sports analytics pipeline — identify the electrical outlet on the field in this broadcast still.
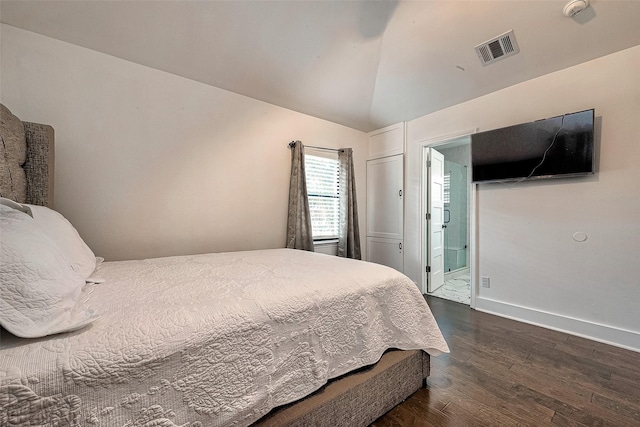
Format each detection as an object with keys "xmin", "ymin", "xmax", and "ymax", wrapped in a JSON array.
[{"xmin": 481, "ymin": 276, "xmax": 491, "ymax": 288}]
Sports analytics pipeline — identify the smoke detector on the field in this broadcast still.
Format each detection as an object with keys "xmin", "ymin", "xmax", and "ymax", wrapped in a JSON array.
[
  {"xmin": 474, "ymin": 30, "xmax": 520, "ymax": 66},
  {"xmin": 563, "ymin": 0, "xmax": 590, "ymax": 17}
]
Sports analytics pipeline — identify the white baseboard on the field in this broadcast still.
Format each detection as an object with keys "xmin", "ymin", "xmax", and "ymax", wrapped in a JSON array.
[{"xmin": 474, "ymin": 297, "xmax": 640, "ymax": 354}]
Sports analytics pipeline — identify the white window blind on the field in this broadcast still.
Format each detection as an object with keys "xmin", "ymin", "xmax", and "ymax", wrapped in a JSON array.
[
  {"xmin": 305, "ymin": 154, "xmax": 340, "ymax": 240},
  {"xmin": 444, "ymin": 172, "xmax": 451, "ymax": 205}
]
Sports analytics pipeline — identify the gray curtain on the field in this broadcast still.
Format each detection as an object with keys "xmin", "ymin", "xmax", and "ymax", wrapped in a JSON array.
[
  {"xmin": 338, "ymin": 148, "xmax": 361, "ymax": 259},
  {"xmin": 286, "ymin": 141, "xmax": 314, "ymax": 251}
]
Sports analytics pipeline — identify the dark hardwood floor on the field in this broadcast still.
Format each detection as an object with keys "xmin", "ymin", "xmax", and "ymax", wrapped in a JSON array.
[{"xmin": 372, "ymin": 296, "xmax": 640, "ymax": 426}]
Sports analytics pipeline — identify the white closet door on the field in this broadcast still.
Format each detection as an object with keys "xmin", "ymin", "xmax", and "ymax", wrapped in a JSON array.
[
  {"xmin": 367, "ymin": 237, "xmax": 403, "ymax": 272},
  {"xmin": 368, "ymin": 123, "xmax": 404, "ymax": 159},
  {"xmin": 366, "ymin": 155, "xmax": 403, "ymax": 240}
]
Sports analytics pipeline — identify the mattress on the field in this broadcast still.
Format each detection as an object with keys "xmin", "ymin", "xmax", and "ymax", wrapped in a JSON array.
[{"xmin": 0, "ymin": 249, "xmax": 448, "ymax": 426}]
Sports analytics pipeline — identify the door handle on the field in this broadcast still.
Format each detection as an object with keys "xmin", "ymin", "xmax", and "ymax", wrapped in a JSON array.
[
  {"xmin": 442, "ymin": 224, "xmax": 447, "ymax": 229},
  {"xmin": 399, "ymin": 242, "xmax": 402, "ymax": 250},
  {"xmin": 399, "ymin": 189, "xmax": 402, "ymax": 197}
]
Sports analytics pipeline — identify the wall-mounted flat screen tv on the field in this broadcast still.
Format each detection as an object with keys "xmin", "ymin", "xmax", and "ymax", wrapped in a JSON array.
[{"xmin": 471, "ymin": 109, "xmax": 595, "ymax": 183}]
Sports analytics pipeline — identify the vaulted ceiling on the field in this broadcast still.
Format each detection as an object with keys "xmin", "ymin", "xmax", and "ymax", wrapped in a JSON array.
[{"xmin": 2, "ymin": 1, "xmax": 640, "ymax": 132}]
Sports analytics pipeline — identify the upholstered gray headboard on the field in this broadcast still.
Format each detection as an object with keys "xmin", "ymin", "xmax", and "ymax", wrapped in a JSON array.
[{"xmin": 0, "ymin": 104, "xmax": 54, "ymax": 207}]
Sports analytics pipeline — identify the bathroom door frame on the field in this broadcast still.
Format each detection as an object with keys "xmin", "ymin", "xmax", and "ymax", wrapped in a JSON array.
[{"xmin": 420, "ymin": 129, "xmax": 478, "ymax": 308}]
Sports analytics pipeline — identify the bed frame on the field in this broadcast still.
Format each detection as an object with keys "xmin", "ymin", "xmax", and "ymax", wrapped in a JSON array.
[
  {"xmin": 256, "ymin": 349, "xmax": 429, "ymax": 426},
  {"xmin": 1, "ymin": 105, "xmax": 430, "ymax": 426}
]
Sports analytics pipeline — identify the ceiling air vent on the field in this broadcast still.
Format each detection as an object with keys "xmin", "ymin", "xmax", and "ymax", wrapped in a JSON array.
[{"xmin": 475, "ymin": 30, "xmax": 520, "ymax": 66}]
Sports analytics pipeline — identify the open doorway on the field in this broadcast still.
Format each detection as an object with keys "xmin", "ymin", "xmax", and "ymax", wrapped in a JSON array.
[{"xmin": 422, "ymin": 135, "xmax": 473, "ymax": 306}]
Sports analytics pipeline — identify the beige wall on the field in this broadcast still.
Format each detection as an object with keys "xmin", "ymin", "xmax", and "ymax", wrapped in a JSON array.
[
  {"xmin": 406, "ymin": 45, "xmax": 640, "ymax": 351},
  {"xmin": 0, "ymin": 24, "xmax": 368, "ymax": 261}
]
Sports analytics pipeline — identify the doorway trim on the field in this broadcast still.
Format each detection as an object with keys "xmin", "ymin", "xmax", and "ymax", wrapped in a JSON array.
[{"xmin": 419, "ymin": 129, "xmax": 477, "ymax": 308}]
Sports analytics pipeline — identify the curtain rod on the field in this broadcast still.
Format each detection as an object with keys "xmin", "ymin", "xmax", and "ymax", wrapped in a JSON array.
[{"xmin": 288, "ymin": 141, "xmax": 344, "ymax": 152}]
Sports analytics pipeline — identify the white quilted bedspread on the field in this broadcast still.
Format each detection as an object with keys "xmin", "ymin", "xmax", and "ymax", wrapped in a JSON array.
[{"xmin": 0, "ymin": 249, "xmax": 448, "ymax": 426}]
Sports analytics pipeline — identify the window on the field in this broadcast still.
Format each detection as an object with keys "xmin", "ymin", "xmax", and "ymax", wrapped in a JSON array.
[
  {"xmin": 444, "ymin": 172, "xmax": 451, "ymax": 205},
  {"xmin": 305, "ymin": 154, "xmax": 340, "ymax": 240}
]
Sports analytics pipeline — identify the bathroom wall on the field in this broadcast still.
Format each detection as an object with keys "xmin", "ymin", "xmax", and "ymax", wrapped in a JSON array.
[
  {"xmin": 443, "ymin": 160, "xmax": 467, "ymax": 271},
  {"xmin": 439, "ymin": 144, "xmax": 471, "ymax": 272}
]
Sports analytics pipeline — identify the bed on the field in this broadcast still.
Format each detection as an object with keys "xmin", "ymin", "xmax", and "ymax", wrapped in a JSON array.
[{"xmin": 0, "ymin": 104, "xmax": 449, "ymax": 426}]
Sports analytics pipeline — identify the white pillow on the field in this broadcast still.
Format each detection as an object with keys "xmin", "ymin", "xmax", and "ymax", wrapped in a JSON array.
[
  {"xmin": 27, "ymin": 204, "xmax": 97, "ymax": 278},
  {"xmin": 0, "ymin": 196, "xmax": 32, "ymax": 217},
  {"xmin": 0, "ymin": 205, "xmax": 98, "ymax": 337}
]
